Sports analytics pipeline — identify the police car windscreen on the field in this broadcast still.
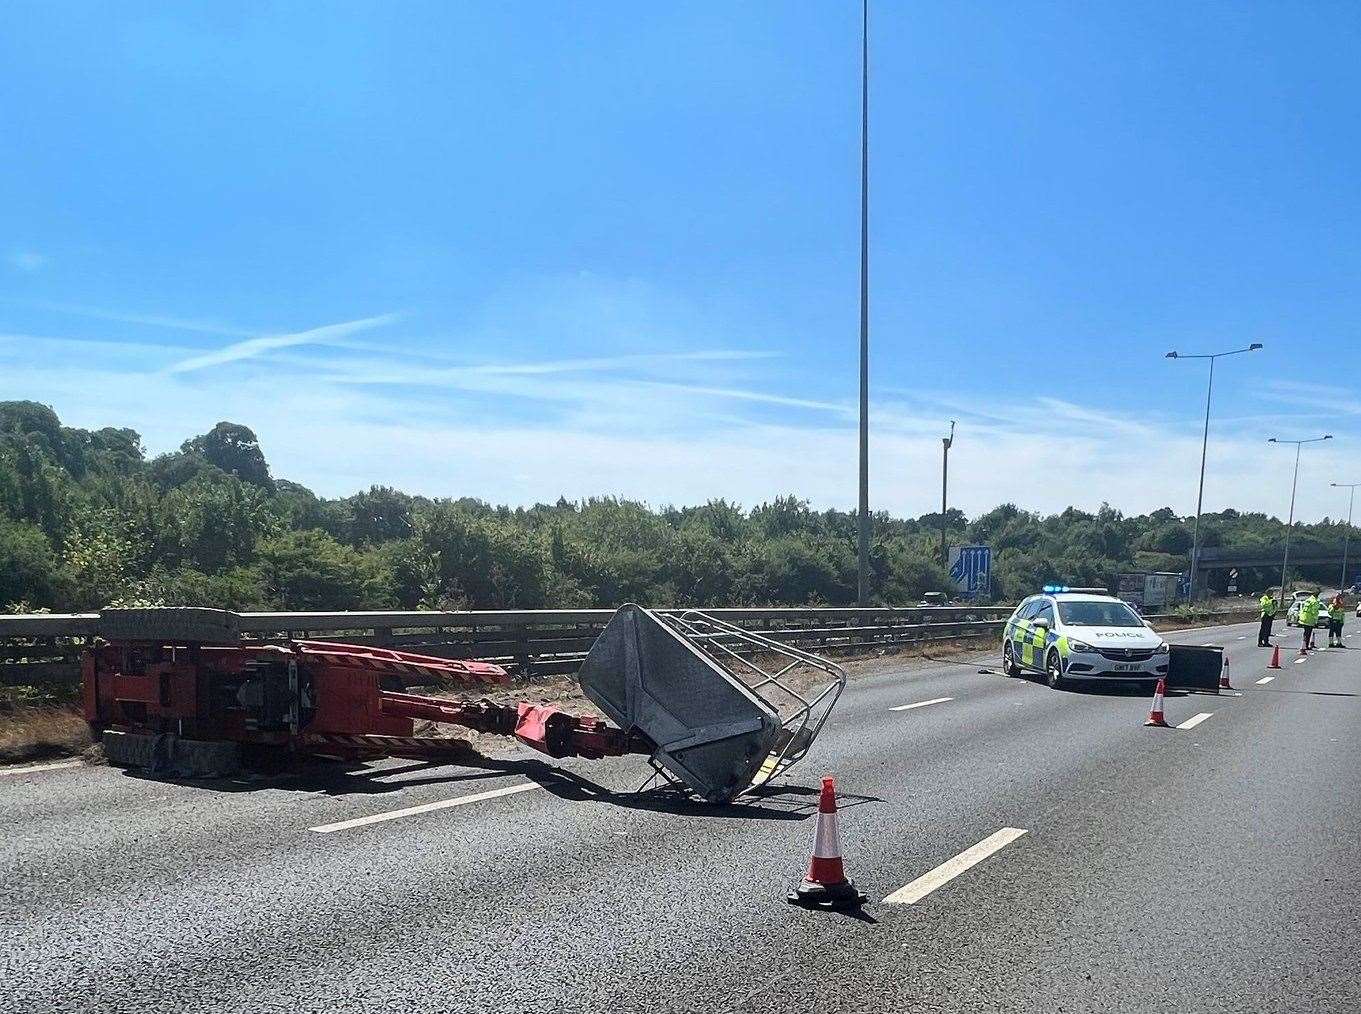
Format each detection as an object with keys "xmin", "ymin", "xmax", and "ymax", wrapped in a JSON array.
[{"xmin": 1057, "ymin": 601, "xmax": 1144, "ymax": 627}]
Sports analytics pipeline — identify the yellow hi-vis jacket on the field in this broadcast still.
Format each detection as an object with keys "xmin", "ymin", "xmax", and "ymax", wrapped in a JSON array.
[
  {"xmin": 1260, "ymin": 595, "xmax": 1276, "ymax": 618},
  {"xmin": 1301, "ymin": 598, "xmax": 1322, "ymax": 625},
  {"xmin": 1329, "ymin": 601, "xmax": 1345, "ymax": 622}
]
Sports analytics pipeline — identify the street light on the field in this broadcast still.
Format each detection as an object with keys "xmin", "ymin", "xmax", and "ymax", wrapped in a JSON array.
[
  {"xmin": 1165, "ymin": 343, "xmax": 1263, "ymax": 600},
  {"xmin": 1330, "ymin": 481, "xmax": 1361, "ymax": 592},
  {"xmin": 1268, "ymin": 434, "xmax": 1333, "ymax": 605},
  {"xmin": 855, "ymin": 0, "xmax": 871, "ymax": 607},
  {"xmin": 939, "ymin": 420, "xmax": 956, "ymax": 565}
]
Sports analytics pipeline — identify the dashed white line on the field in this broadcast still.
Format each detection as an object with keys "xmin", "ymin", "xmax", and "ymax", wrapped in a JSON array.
[
  {"xmin": 1256, "ymin": 676, "xmax": 1275, "ymax": 685},
  {"xmin": 889, "ymin": 697, "xmax": 955, "ymax": 713},
  {"xmin": 310, "ymin": 781, "xmax": 541, "ymax": 833},
  {"xmin": 1293, "ymin": 656, "xmax": 1308, "ymax": 665},
  {"xmin": 1176, "ymin": 712, "xmax": 1215, "ymax": 730},
  {"xmin": 883, "ymin": 827, "xmax": 1028, "ymax": 905},
  {"xmin": 0, "ymin": 758, "xmax": 83, "ymax": 777}
]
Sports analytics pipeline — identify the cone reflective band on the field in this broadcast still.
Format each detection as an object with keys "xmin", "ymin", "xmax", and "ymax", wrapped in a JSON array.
[
  {"xmin": 1220, "ymin": 658, "xmax": 1234, "ymax": 690},
  {"xmin": 807, "ymin": 777, "xmax": 847, "ymax": 884},
  {"xmin": 1145, "ymin": 677, "xmax": 1170, "ymax": 727}
]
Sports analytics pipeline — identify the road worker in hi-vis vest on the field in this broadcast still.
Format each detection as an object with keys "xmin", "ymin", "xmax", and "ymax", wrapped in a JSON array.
[
  {"xmin": 1257, "ymin": 592, "xmax": 1277, "ymax": 647},
  {"xmin": 1327, "ymin": 593, "xmax": 1346, "ymax": 648},
  {"xmin": 1300, "ymin": 592, "xmax": 1322, "ymax": 653}
]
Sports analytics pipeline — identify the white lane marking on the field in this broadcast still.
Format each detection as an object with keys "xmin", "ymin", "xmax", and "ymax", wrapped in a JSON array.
[
  {"xmin": 1256, "ymin": 676, "xmax": 1275, "ymax": 685},
  {"xmin": 1176, "ymin": 712, "xmax": 1214, "ymax": 730},
  {"xmin": 1293, "ymin": 656, "xmax": 1308, "ymax": 665},
  {"xmin": 889, "ymin": 696, "xmax": 955, "ymax": 712},
  {"xmin": 883, "ymin": 827, "xmax": 1028, "ymax": 905},
  {"xmin": 0, "ymin": 759, "xmax": 83, "ymax": 777},
  {"xmin": 310, "ymin": 781, "xmax": 540, "ymax": 833},
  {"xmin": 1236, "ymin": 636, "xmax": 1247, "ymax": 640}
]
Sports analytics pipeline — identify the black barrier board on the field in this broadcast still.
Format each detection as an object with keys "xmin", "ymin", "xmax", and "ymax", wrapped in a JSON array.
[{"xmin": 1167, "ymin": 643, "xmax": 1222, "ymax": 693}]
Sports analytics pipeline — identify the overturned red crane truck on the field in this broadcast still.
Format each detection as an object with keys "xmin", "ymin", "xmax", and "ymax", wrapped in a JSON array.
[{"xmin": 82, "ymin": 604, "xmax": 845, "ymax": 803}]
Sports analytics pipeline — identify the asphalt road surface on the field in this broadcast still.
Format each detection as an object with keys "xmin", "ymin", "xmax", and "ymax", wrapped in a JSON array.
[{"xmin": 4, "ymin": 620, "xmax": 1359, "ymax": 1013}]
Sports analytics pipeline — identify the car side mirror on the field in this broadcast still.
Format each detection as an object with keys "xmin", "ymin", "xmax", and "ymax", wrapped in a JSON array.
[{"xmin": 1033, "ymin": 617, "xmax": 1050, "ymax": 630}]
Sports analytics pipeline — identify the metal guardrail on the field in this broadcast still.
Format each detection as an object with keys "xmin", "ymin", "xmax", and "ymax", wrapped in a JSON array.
[
  {"xmin": 0, "ymin": 604, "xmax": 1256, "ymax": 696},
  {"xmin": 0, "ymin": 605, "xmax": 1009, "ymax": 686}
]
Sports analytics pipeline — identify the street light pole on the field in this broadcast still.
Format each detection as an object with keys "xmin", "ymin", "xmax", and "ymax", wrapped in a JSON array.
[
  {"xmin": 1165, "ymin": 343, "xmax": 1262, "ymax": 600},
  {"xmin": 1269, "ymin": 434, "xmax": 1333, "ymax": 605},
  {"xmin": 939, "ymin": 420, "xmax": 955, "ymax": 565},
  {"xmin": 856, "ymin": 0, "xmax": 871, "ymax": 607},
  {"xmin": 1330, "ymin": 482, "xmax": 1361, "ymax": 591}
]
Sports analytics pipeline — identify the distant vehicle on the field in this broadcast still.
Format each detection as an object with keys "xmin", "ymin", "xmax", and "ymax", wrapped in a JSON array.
[
  {"xmin": 1286, "ymin": 590, "xmax": 1320, "ymax": 627},
  {"xmin": 1001, "ymin": 586, "xmax": 1170, "ymax": 690}
]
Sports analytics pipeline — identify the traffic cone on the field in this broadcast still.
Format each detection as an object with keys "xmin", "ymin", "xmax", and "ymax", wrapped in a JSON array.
[
  {"xmin": 787, "ymin": 777, "xmax": 868, "ymax": 910},
  {"xmin": 1268, "ymin": 645, "xmax": 1282, "ymax": 669},
  {"xmin": 1145, "ymin": 677, "xmax": 1170, "ymax": 727},
  {"xmin": 1219, "ymin": 657, "xmax": 1234, "ymax": 691}
]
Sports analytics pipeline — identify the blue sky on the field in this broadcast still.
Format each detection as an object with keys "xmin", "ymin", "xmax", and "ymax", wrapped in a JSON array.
[{"xmin": 2, "ymin": 2, "xmax": 1359, "ymax": 521}]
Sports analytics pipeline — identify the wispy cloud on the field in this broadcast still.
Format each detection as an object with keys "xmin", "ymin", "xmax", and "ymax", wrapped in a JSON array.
[
  {"xmin": 7, "ymin": 251, "xmax": 47, "ymax": 272},
  {"xmin": 163, "ymin": 313, "xmax": 403, "ymax": 375},
  {"xmin": 1261, "ymin": 379, "xmax": 1361, "ymax": 416},
  {"xmin": 311, "ymin": 348, "xmax": 778, "ymax": 388},
  {"xmin": 636, "ymin": 380, "xmax": 847, "ymax": 415},
  {"xmin": 5, "ymin": 334, "xmax": 1357, "ymax": 521},
  {"xmin": 7, "ymin": 297, "xmax": 255, "ymax": 336}
]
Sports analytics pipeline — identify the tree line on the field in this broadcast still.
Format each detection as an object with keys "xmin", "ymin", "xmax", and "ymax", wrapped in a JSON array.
[{"xmin": 0, "ymin": 400, "xmax": 1352, "ymax": 613}]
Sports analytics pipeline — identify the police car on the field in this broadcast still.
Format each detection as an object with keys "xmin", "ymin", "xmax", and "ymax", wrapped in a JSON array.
[{"xmin": 1001, "ymin": 586, "xmax": 1170, "ymax": 689}]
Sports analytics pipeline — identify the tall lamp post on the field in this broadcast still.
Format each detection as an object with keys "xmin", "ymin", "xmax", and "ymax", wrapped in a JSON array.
[
  {"xmin": 1269, "ymin": 434, "xmax": 1333, "ymax": 605},
  {"xmin": 1165, "ymin": 343, "xmax": 1262, "ymax": 600},
  {"xmin": 1330, "ymin": 481, "xmax": 1361, "ymax": 592},
  {"xmin": 939, "ymin": 420, "xmax": 956, "ymax": 564},
  {"xmin": 855, "ymin": 0, "xmax": 871, "ymax": 607}
]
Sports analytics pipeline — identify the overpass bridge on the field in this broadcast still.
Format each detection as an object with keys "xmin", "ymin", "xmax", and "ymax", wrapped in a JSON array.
[{"xmin": 1194, "ymin": 545, "xmax": 1353, "ymax": 587}]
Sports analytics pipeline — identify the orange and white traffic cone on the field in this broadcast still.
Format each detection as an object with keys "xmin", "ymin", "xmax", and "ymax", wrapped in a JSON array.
[
  {"xmin": 1268, "ymin": 645, "xmax": 1282, "ymax": 670},
  {"xmin": 1219, "ymin": 657, "xmax": 1234, "ymax": 691},
  {"xmin": 1145, "ymin": 677, "xmax": 1170, "ymax": 728},
  {"xmin": 787, "ymin": 776, "xmax": 868, "ymax": 910}
]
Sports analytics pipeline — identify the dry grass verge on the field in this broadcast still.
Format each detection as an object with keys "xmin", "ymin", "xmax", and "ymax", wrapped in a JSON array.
[{"xmin": 0, "ymin": 708, "xmax": 93, "ymax": 765}]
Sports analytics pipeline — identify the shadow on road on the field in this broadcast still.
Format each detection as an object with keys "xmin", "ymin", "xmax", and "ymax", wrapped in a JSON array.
[
  {"xmin": 514, "ymin": 762, "xmax": 884, "ymax": 821},
  {"xmin": 116, "ymin": 741, "xmax": 888, "ymax": 819}
]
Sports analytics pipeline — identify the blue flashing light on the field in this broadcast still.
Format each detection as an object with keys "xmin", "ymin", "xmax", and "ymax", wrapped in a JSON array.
[{"xmin": 1042, "ymin": 585, "xmax": 1071, "ymax": 594}]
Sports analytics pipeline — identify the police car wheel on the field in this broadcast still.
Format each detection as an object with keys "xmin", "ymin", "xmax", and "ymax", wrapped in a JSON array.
[
  {"xmin": 1045, "ymin": 649, "xmax": 1066, "ymax": 690},
  {"xmin": 1002, "ymin": 642, "xmax": 1020, "ymax": 677}
]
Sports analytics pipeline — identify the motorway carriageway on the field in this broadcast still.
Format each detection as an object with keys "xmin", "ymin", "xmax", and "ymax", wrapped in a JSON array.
[{"xmin": 3, "ymin": 620, "xmax": 1360, "ymax": 1013}]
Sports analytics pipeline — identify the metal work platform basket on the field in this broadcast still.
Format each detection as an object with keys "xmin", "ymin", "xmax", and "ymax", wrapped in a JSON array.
[{"xmin": 576, "ymin": 605, "xmax": 846, "ymax": 803}]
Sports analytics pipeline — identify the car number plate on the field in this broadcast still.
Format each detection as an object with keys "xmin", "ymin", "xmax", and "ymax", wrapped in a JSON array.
[{"xmin": 1113, "ymin": 663, "xmax": 1138, "ymax": 672}]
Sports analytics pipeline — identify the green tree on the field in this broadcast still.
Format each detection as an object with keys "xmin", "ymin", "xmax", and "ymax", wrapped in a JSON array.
[
  {"xmin": 253, "ymin": 530, "xmax": 391, "ymax": 610},
  {"xmin": 158, "ymin": 473, "xmax": 280, "ymax": 572},
  {"xmin": 0, "ymin": 517, "xmax": 62, "ymax": 607},
  {"xmin": 181, "ymin": 422, "xmax": 273, "ymax": 488},
  {"xmin": 60, "ymin": 507, "xmax": 137, "ymax": 609},
  {"xmin": 399, "ymin": 503, "xmax": 550, "ymax": 608}
]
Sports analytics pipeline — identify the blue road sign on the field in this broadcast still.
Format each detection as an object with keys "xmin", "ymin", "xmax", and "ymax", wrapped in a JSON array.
[{"xmin": 948, "ymin": 545, "xmax": 992, "ymax": 600}]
